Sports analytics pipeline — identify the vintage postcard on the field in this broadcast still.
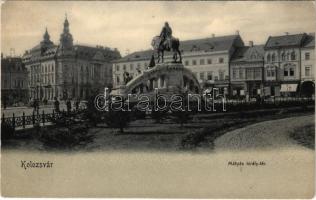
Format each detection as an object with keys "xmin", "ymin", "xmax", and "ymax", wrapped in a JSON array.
[{"xmin": 1, "ymin": 0, "xmax": 315, "ymax": 198}]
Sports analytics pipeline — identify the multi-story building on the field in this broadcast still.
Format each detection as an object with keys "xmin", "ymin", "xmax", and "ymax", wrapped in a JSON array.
[
  {"xmin": 22, "ymin": 17, "xmax": 121, "ymax": 101},
  {"xmin": 263, "ymin": 33, "xmax": 308, "ymax": 97},
  {"xmin": 300, "ymin": 33, "xmax": 315, "ymax": 97},
  {"xmin": 112, "ymin": 33, "xmax": 244, "ymax": 95},
  {"xmin": 230, "ymin": 42, "xmax": 264, "ymax": 98},
  {"xmin": 1, "ymin": 55, "xmax": 29, "ymax": 106}
]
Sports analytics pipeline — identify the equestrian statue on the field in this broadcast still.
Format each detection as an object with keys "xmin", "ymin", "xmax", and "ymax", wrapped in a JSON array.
[{"xmin": 151, "ymin": 22, "xmax": 182, "ymax": 63}]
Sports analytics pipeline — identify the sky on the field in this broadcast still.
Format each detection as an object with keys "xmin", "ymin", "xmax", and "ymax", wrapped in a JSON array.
[{"xmin": 1, "ymin": 1, "xmax": 315, "ymax": 57}]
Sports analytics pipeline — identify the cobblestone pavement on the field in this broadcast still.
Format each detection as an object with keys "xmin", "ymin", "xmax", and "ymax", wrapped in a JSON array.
[{"xmin": 214, "ymin": 114, "xmax": 315, "ymax": 151}]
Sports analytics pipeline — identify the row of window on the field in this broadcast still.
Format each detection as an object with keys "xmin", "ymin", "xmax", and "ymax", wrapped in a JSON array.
[
  {"xmin": 115, "ymin": 66, "xmax": 312, "ymax": 86},
  {"xmin": 232, "ymin": 68, "xmax": 262, "ymax": 80},
  {"xmin": 184, "ymin": 57, "xmax": 225, "ymax": 66},
  {"xmin": 30, "ymin": 74, "xmax": 55, "ymax": 85},
  {"xmin": 31, "ymin": 63, "xmax": 55, "ymax": 74},
  {"xmin": 116, "ymin": 62, "xmax": 148, "ymax": 72},
  {"xmin": 265, "ymin": 67, "xmax": 295, "ymax": 78},
  {"xmin": 266, "ymin": 51, "xmax": 312, "ymax": 62},
  {"xmin": 3, "ymin": 79, "xmax": 25, "ymax": 88},
  {"xmin": 115, "ymin": 57, "xmax": 226, "ymax": 72},
  {"xmin": 193, "ymin": 70, "xmax": 227, "ymax": 81}
]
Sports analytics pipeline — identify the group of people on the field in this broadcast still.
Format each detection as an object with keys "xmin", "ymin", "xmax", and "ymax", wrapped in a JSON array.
[
  {"xmin": 29, "ymin": 97, "xmax": 81, "ymax": 113},
  {"xmin": 54, "ymin": 98, "xmax": 81, "ymax": 113}
]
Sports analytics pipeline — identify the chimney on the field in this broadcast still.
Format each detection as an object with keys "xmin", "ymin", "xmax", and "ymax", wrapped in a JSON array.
[
  {"xmin": 212, "ymin": 33, "xmax": 215, "ymax": 38},
  {"xmin": 285, "ymin": 32, "xmax": 289, "ymax": 35},
  {"xmin": 249, "ymin": 41, "xmax": 254, "ymax": 47},
  {"xmin": 236, "ymin": 30, "xmax": 239, "ymax": 35}
]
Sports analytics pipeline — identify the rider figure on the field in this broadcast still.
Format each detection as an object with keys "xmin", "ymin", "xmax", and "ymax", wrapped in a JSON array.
[{"xmin": 160, "ymin": 22, "xmax": 172, "ymax": 50}]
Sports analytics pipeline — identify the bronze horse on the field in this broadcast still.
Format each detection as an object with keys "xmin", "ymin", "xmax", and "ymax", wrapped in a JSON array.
[{"xmin": 151, "ymin": 36, "xmax": 182, "ymax": 63}]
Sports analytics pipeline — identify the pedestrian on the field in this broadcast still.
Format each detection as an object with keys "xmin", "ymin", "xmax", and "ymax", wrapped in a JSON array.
[
  {"xmin": 33, "ymin": 99, "xmax": 37, "ymax": 112},
  {"xmin": 66, "ymin": 99, "xmax": 72, "ymax": 113},
  {"xmin": 54, "ymin": 97, "xmax": 60, "ymax": 113}
]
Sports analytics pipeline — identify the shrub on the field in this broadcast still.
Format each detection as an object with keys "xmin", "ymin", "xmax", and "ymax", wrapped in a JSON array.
[
  {"xmin": 40, "ymin": 113, "xmax": 93, "ymax": 150},
  {"xmin": 151, "ymin": 109, "xmax": 168, "ymax": 123},
  {"xmin": 83, "ymin": 92, "xmax": 104, "ymax": 127},
  {"xmin": 1, "ymin": 123, "xmax": 15, "ymax": 140},
  {"xmin": 180, "ymin": 130, "xmax": 205, "ymax": 149},
  {"xmin": 104, "ymin": 109, "xmax": 131, "ymax": 134},
  {"xmin": 172, "ymin": 108, "xmax": 192, "ymax": 127}
]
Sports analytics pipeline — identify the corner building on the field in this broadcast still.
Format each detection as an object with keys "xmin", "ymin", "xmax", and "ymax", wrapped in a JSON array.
[
  {"xmin": 263, "ymin": 33, "xmax": 307, "ymax": 96},
  {"xmin": 22, "ymin": 17, "xmax": 121, "ymax": 101}
]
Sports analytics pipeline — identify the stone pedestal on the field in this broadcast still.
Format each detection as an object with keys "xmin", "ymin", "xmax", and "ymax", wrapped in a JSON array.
[{"xmin": 111, "ymin": 62, "xmax": 200, "ymax": 97}]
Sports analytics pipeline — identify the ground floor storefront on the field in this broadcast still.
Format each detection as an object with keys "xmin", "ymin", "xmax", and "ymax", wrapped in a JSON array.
[
  {"xmin": 230, "ymin": 81, "xmax": 263, "ymax": 98},
  {"xmin": 203, "ymin": 81, "xmax": 229, "ymax": 96},
  {"xmin": 263, "ymin": 80, "xmax": 315, "ymax": 97}
]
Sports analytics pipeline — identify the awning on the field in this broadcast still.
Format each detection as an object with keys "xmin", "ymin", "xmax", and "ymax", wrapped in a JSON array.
[{"xmin": 280, "ymin": 84, "xmax": 298, "ymax": 92}]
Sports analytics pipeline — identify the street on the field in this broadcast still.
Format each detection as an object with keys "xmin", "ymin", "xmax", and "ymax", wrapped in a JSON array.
[{"xmin": 1, "ymin": 104, "xmax": 67, "ymax": 117}]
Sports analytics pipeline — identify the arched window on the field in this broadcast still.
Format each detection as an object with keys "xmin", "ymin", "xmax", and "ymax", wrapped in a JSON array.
[
  {"xmin": 271, "ymin": 53, "xmax": 276, "ymax": 62},
  {"xmin": 286, "ymin": 52, "xmax": 290, "ymax": 60},
  {"xmin": 267, "ymin": 54, "xmax": 271, "ymax": 62},
  {"xmin": 291, "ymin": 51, "xmax": 296, "ymax": 60},
  {"xmin": 281, "ymin": 52, "xmax": 285, "ymax": 61}
]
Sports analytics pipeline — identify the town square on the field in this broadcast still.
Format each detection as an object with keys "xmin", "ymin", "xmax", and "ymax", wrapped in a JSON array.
[{"xmin": 1, "ymin": 1, "xmax": 315, "ymax": 198}]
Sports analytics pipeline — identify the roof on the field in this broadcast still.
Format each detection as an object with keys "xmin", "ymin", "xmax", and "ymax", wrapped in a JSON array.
[
  {"xmin": 265, "ymin": 33, "xmax": 306, "ymax": 49},
  {"xmin": 1, "ymin": 57, "xmax": 27, "ymax": 73},
  {"xmin": 74, "ymin": 45, "xmax": 121, "ymax": 61},
  {"xmin": 23, "ymin": 44, "xmax": 121, "ymax": 63},
  {"xmin": 231, "ymin": 45, "xmax": 264, "ymax": 62},
  {"xmin": 23, "ymin": 45, "xmax": 58, "ymax": 62},
  {"xmin": 114, "ymin": 34, "xmax": 244, "ymax": 63},
  {"xmin": 113, "ymin": 49, "xmax": 155, "ymax": 63},
  {"xmin": 180, "ymin": 34, "xmax": 243, "ymax": 52},
  {"xmin": 302, "ymin": 33, "xmax": 315, "ymax": 48}
]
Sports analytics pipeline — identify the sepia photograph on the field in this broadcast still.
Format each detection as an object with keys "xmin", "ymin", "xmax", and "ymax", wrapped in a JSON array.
[{"xmin": 1, "ymin": 1, "xmax": 315, "ymax": 198}]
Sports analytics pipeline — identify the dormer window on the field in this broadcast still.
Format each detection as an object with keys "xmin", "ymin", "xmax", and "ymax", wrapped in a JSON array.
[
  {"xmin": 267, "ymin": 54, "xmax": 271, "ymax": 62},
  {"xmin": 271, "ymin": 53, "xmax": 276, "ymax": 62}
]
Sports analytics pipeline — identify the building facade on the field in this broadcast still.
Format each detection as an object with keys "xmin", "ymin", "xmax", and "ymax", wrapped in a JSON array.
[
  {"xmin": 263, "ymin": 33, "xmax": 307, "ymax": 97},
  {"xmin": 300, "ymin": 33, "xmax": 315, "ymax": 97},
  {"xmin": 112, "ymin": 34, "xmax": 244, "ymax": 95},
  {"xmin": 22, "ymin": 17, "xmax": 121, "ymax": 101},
  {"xmin": 230, "ymin": 42, "xmax": 264, "ymax": 98},
  {"xmin": 1, "ymin": 55, "xmax": 29, "ymax": 106}
]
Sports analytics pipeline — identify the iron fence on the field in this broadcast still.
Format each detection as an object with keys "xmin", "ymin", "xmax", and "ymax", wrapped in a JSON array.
[{"xmin": 1, "ymin": 109, "xmax": 83, "ymax": 130}]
